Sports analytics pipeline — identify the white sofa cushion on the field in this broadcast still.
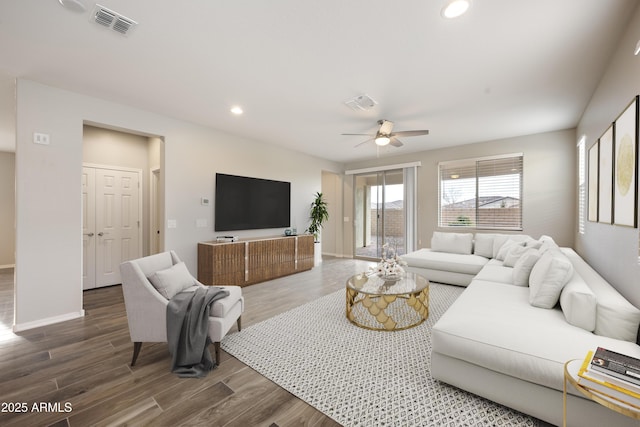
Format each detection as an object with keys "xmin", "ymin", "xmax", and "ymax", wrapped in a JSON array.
[
  {"xmin": 473, "ymin": 233, "xmax": 498, "ymax": 258},
  {"xmin": 492, "ymin": 234, "xmax": 532, "ymax": 258},
  {"xmin": 496, "ymin": 239, "xmax": 526, "ymax": 261},
  {"xmin": 503, "ymin": 245, "xmax": 529, "ymax": 267},
  {"xmin": 432, "ymin": 280, "xmax": 640, "ymax": 392},
  {"xmin": 148, "ymin": 261, "xmax": 196, "ymax": 299},
  {"xmin": 402, "ymin": 248, "xmax": 488, "ymax": 275},
  {"xmin": 473, "ymin": 264, "xmax": 514, "ymax": 284},
  {"xmin": 512, "ymin": 249, "xmax": 541, "ymax": 286},
  {"xmin": 529, "ymin": 250, "xmax": 573, "ymax": 308},
  {"xmin": 559, "ymin": 271, "xmax": 597, "ymax": 331},
  {"xmin": 561, "ymin": 248, "xmax": 640, "ymax": 341},
  {"xmin": 431, "ymin": 232, "xmax": 473, "ymax": 255}
]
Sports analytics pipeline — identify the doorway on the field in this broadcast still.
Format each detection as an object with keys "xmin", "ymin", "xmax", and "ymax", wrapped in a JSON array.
[
  {"xmin": 82, "ymin": 165, "xmax": 142, "ymax": 289},
  {"xmin": 82, "ymin": 124, "xmax": 164, "ymax": 289},
  {"xmin": 354, "ymin": 169, "xmax": 406, "ymax": 259}
]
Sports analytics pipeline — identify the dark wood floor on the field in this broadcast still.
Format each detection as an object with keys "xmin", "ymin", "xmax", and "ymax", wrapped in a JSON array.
[{"xmin": 0, "ymin": 258, "xmax": 374, "ymax": 427}]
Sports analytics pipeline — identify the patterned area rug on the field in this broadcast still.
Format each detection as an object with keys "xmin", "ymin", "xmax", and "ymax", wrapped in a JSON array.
[{"xmin": 222, "ymin": 283, "xmax": 543, "ymax": 426}]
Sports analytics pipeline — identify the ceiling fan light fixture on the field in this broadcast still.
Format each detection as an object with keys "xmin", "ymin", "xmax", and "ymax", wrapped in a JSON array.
[
  {"xmin": 441, "ymin": 0, "xmax": 471, "ymax": 19},
  {"xmin": 375, "ymin": 136, "xmax": 390, "ymax": 146}
]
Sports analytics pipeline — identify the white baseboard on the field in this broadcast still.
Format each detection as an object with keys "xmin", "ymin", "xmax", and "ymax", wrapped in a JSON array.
[
  {"xmin": 13, "ymin": 310, "xmax": 85, "ymax": 332},
  {"xmin": 322, "ymin": 252, "xmax": 348, "ymax": 258}
]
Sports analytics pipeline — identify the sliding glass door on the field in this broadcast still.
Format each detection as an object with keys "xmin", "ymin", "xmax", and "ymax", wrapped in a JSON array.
[{"xmin": 354, "ymin": 169, "xmax": 406, "ymax": 259}]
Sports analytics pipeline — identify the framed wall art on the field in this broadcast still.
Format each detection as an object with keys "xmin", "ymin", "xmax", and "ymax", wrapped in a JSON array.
[
  {"xmin": 588, "ymin": 141, "xmax": 599, "ymax": 222},
  {"xmin": 598, "ymin": 125, "xmax": 614, "ymax": 224},
  {"xmin": 613, "ymin": 95, "xmax": 638, "ymax": 227}
]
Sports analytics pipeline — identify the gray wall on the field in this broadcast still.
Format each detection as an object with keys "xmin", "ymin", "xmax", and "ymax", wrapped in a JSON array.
[
  {"xmin": 0, "ymin": 151, "xmax": 15, "ymax": 267},
  {"xmin": 344, "ymin": 128, "xmax": 577, "ymax": 253},
  {"xmin": 576, "ymin": 3, "xmax": 640, "ymax": 307},
  {"xmin": 14, "ymin": 79, "xmax": 341, "ymax": 330}
]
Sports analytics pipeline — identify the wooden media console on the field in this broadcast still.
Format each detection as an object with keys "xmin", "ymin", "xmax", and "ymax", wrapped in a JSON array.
[{"xmin": 197, "ymin": 234, "xmax": 315, "ymax": 287}]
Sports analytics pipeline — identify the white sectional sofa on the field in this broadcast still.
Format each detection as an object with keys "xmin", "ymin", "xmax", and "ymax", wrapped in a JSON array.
[{"xmin": 403, "ymin": 232, "xmax": 640, "ymax": 427}]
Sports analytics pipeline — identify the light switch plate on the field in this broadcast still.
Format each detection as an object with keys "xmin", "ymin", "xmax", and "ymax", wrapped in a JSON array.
[
  {"xmin": 33, "ymin": 132, "xmax": 50, "ymax": 145},
  {"xmin": 167, "ymin": 219, "xmax": 177, "ymax": 229}
]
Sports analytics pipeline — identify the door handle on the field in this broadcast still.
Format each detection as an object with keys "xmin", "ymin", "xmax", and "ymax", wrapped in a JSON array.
[
  {"xmin": 84, "ymin": 232, "xmax": 94, "ymax": 237},
  {"xmin": 98, "ymin": 232, "xmax": 104, "ymax": 237}
]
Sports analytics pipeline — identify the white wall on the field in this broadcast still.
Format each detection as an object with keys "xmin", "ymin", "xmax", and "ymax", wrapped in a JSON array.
[
  {"xmin": 344, "ymin": 129, "xmax": 577, "ymax": 253},
  {"xmin": 15, "ymin": 79, "xmax": 341, "ymax": 330},
  {"xmin": 576, "ymin": 3, "xmax": 640, "ymax": 307},
  {"xmin": 0, "ymin": 151, "xmax": 15, "ymax": 267}
]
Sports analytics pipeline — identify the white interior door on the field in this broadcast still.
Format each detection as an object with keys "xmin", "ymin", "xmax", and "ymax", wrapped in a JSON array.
[
  {"xmin": 95, "ymin": 168, "xmax": 140, "ymax": 288},
  {"xmin": 82, "ymin": 167, "xmax": 96, "ymax": 290},
  {"xmin": 82, "ymin": 165, "xmax": 141, "ymax": 289}
]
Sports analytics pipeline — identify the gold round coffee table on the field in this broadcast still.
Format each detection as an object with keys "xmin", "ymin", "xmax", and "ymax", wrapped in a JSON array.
[{"xmin": 345, "ymin": 272, "xmax": 429, "ymax": 331}]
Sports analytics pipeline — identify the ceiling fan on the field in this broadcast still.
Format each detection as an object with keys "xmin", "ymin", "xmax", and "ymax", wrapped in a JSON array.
[{"xmin": 342, "ymin": 119, "xmax": 429, "ymax": 148}]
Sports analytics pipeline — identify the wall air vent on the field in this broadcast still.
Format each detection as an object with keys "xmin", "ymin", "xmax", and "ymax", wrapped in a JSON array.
[
  {"xmin": 343, "ymin": 94, "xmax": 378, "ymax": 111},
  {"xmin": 91, "ymin": 4, "xmax": 137, "ymax": 36}
]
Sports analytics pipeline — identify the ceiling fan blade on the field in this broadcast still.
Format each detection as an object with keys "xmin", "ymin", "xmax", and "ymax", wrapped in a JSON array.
[
  {"xmin": 379, "ymin": 120, "xmax": 394, "ymax": 135},
  {"xmin": 354, "ymin": 138, "xmax": 374, "ymax": 148},
  {"xmin": 391, "ymin": 130, "xmax": 429, "ymax": 137},
  {"xmin": 342, "ymin": 133, "xmax": 375, "ymax": 136},
  {"xmin": 389, "ymin": 137, "xmax": 403, "ymax": 147}
]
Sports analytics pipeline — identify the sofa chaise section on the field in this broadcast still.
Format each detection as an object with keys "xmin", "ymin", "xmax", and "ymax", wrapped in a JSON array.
[{"xmin": 410, "ymin": 231, "xmax": 640, "ymax": 426}]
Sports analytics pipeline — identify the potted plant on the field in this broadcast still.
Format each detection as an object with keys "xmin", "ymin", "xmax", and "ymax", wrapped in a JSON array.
[{"xmin": 307, "ymin": 191, "xmax": 329, "ymax": 242}]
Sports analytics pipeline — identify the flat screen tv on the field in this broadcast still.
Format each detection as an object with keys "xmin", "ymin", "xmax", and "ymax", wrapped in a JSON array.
[{"xmin": 215, "ymin": 173, "xmax": 291, "ymax": 231}]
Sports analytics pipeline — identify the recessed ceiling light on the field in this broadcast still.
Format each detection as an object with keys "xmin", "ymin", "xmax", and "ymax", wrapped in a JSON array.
[
  {"xmin": 441, "ymin": 0, "xmax": 471, "ymax": 19},
  {"xmin": 58, "ymin": 0, "xmax": 86, "ymax": 12},
  {"xmin": 230, "ymin": 106, "xmax": 243, "ymax": 115}
]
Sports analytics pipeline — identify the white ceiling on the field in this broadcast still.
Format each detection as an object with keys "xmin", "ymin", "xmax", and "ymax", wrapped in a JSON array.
[{"xmin": 0, "ymin": 0, "xmax": 637, "ymax": 161}]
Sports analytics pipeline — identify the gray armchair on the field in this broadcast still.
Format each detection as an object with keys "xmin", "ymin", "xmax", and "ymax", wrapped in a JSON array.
[{"xmin": 119, "ymin": 250, "xmax": 243, "ymax": 366}]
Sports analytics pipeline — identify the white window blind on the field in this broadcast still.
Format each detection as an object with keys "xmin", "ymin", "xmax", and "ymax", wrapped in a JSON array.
[
  {"xmin": 578, "ymin": 137, "xmax": 586, "ymax": 234},
  {"xmin": 439, "ymin": 154, "xmax": 523, "ymax": 230}
]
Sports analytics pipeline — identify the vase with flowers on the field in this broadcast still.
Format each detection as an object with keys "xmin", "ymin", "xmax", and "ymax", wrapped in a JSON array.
[{"xmin": 371, "ymin": 242, "xmax": 407, "ymax": 280}]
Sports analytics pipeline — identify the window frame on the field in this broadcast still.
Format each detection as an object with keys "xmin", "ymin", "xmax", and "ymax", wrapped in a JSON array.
[{"xmin": 438, "ymin": 153, "xmax": 524, "ymax": 231}]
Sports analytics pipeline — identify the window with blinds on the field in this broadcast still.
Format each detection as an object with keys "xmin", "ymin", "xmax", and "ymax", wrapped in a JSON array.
[
  {"xmin": 439, "ymin": 154, "xmax": 523, "ymax": 230},
  {"xmin": 577, "ymin": 137, "xmax": 586, "ymax": 234}
]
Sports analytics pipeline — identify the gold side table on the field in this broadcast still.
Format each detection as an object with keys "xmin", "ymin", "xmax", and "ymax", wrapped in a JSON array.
[
  {"xmin": 563, "ymin": 359, "xmax": 640, "ymax": 426},
  {"xmin": 345, "ymin": 272, "xmax": 429, "ymax": 331}
]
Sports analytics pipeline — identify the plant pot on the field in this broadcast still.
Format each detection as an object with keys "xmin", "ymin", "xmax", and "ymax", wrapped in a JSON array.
[{"xmin": 314, "ymin": 241, "xmax": 322, "ymax": 266}]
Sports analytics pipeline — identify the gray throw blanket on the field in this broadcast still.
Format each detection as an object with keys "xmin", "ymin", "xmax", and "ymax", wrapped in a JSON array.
[{"xmin": 166, "ymin": 286, "xmax": 230, "ymax": 378}]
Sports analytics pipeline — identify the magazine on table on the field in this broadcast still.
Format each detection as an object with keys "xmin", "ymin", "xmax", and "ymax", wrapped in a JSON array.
[
  {"xmin": 590, "ymin": 347, "xmax": 640, "ymax": 387},
  {"xmin": 577, "ymin": 350, "xmax": 640, "ymax": 409}
]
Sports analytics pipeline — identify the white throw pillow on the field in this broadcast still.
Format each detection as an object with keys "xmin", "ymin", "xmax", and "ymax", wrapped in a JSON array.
[
  {"xmin": 496, "ymin": 239, "xmax": 525, "ymax": 261},
  {"xmin": 491, "ymin": 234, "xmax": 531, "ymax": 258},
  {"xmin": 431, "ymin": 232, "xmax": 473, "ymax": 255},
  {"xmin": 529, "ymin": 250, "xmax": 574, "ymax": 308},
  {"xmin": 503, "ymin": 245, "xmax": 529, "ymax": 267},
  {"xmin": 537, "ymin": 235, "xmax": 559, "ymax": 254},
  {"xmin": 559, "ymin": 272, "xmax": 597, "ymax": 332},
  {"xmin": 148, "ymin": 262, "xmax": 196, "ymax": 300},
  {"xmin": 473, "ymin": 234, "xmax": 496, "ymax": 258},
  {"xmin": 511, "ymin": 249, "xmax": 541, "ymax": 286}
]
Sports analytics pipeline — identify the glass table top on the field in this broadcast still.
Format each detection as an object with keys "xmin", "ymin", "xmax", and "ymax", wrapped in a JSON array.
[{"xmin": 346, "ymin": 271, "xmax": 429, "ymax": 295}]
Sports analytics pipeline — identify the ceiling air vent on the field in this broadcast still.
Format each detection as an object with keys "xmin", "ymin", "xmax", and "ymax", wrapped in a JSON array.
[
  {"xmin": 343, "ymin": 94, "xmax": 378, "ymax": 111},
  {"xmin": 91, "ymin": 4, "xmax": 137, "ymax": 36}
]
